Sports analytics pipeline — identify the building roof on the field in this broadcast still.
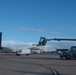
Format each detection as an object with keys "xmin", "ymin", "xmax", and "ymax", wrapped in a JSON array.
[
  {"xmin": 29, "ymin": 47, "xmax": 41, "ymax": 50},
  {"xmin": 56, "ymin": 49, "xmax": 69, "ymax": 51}
]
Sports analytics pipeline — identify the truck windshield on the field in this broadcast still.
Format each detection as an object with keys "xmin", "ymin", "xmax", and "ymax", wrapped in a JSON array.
[
  {"xmin": 70, "ymin": 46, "xmax": 76, "ymax": 52},
  {"xmin": 18, "ymin": 49, "xmax": 22, "ymax": 53}
]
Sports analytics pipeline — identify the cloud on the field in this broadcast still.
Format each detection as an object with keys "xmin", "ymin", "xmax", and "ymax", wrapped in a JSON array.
[
  {"xmin": 46, "ymin": 41, "xmax": 76, "ymax": 50},
  {"xmin": 2, "ymin": 40, "xmax": 76, "ymax": 51},
  {"xmin": 70, "ymin": 27, "xmax": 76, "ymax": 30},
  {"xmin": 2, "ymin": 40, "xmax": 34, "ymax": 49},
  {"xmin": 18, "ymin": 27, "xmax": 59, "ymax": 35},
  {"xmin": 39, "ymin": 41, "xmax": 76, "ymax": 51},
  {"xmin": 58, "ymin": 26, "xmax": 76, "ymax": 31}
]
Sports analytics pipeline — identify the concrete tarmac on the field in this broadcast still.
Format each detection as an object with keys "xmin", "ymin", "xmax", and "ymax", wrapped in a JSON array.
[{"xmin": 0, "ymin": 53, "xmax": 76, "ymax": 75}]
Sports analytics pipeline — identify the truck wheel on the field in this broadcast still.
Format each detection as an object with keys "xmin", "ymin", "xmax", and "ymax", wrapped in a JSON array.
[
  {"xmin": 66, "ymin": 54, "xmax": 71, "ymax": 59},
  {"xmin": 60, "ymin": 56, "xmax": 63, "ymax": 58},
  {"xmin": 60, "ymin": 55, "xmax": 63, "ymax": 58},
  {"xmin": 16, "ymin": 54, "xmax": 20, "ymax": 56},
  {"xmin": 26, "ymin": 54, "xmax": 30, "ymax": 56}
]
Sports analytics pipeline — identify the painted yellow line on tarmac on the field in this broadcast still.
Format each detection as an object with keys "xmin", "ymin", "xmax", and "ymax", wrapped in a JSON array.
[
  {"xmin": 46, "ymin": 66, "xmax": 59, "ymax": 75},
  {"xmin": 51, "ymin": 69, "xmax": 58, "ymax": 75}
]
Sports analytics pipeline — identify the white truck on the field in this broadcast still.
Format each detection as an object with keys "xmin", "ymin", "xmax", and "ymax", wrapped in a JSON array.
[{"xmin": 16, "ymin": 48, "xmax": 31, "ymax": 56}]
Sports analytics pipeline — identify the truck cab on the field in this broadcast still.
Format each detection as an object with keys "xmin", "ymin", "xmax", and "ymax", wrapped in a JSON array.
[
  {"xmin": 60, "ymin": 46, "xmax": 76, "ymax": 59},
  {"xmin": 70, "ymin": 46, "xmax": 76, "ymax": 58}
]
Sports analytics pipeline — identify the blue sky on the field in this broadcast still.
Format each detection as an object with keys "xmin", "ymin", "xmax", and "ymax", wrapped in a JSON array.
[{"xmin": 0, "ymin": 0, "xmax": 76, "ymax": 50}]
